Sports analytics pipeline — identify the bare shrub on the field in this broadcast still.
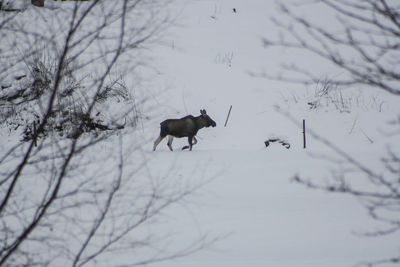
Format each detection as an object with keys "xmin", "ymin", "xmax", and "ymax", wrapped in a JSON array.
[{"xmin": 265, "ymin": 1, "xmax": 400, "ymax": 265}]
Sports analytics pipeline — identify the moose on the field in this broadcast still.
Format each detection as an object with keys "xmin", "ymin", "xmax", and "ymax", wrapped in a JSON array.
[{"xmin": 153, "ymin": 109, "xmax": 216, "ymax": 151}]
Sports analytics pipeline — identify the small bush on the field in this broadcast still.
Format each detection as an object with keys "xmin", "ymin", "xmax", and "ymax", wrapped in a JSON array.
[
  {"xmin": 0, "ymin": 52, "xmax": 133, "ymax": 142},
  {"xmin": 281, "ymin": 78, "xmax": 385, "ymax": 114}
]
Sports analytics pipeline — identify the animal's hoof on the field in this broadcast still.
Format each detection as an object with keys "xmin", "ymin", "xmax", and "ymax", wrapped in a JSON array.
[{"xmin": 182, "ymin": 146, "xmax": 189, "ymax": 150}]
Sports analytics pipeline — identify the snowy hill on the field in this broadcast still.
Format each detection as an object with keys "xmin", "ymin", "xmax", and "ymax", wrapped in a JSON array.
[
  {"xmin": 139, "ymin": 1, "xmax": 400, "ymax": 267},
  {"xmin": 1, "ymin": 1, "xmax": 399, "ymax": 267}
]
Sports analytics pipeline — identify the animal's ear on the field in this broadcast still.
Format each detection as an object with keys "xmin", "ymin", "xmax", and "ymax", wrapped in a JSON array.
[{"xmin": 201, "ymin": 109, "xmax": 207, "ymax": 115}]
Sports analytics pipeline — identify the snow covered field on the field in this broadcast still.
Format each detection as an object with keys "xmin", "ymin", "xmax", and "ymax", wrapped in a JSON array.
[
  {"xmin": 1, "ymin": 0, "xmax": 399, "ymax": 266},
  {"xmin": 138, "ymin": 1, "xmax": 400, "ymax": 266}
]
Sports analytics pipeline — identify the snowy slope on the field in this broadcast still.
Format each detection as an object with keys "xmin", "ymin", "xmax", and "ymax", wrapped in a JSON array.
[
  {"xmin": 1, "ymin": 0, "xmax": 399, "ymax": 267},
  {"xmin": 138, "ymin": 0, "xmax": 400, "ymax": 267}
]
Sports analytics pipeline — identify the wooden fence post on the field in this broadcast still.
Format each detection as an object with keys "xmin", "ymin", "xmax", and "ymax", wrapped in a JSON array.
[
  {"xmin": 303, "ymin": 119, "xmax": 306, "ymax": 149},
  {"xmin": 224, "ymin": 105, "xmax": 232, "ymax": 127}
]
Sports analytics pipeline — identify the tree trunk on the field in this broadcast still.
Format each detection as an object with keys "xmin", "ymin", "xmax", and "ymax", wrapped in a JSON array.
[{"xmin": 31, "ymin": 0, "xmax": 44, "ymax": 7}]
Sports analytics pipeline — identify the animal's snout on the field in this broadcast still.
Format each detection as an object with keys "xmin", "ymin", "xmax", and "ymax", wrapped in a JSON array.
[{"xmin": 207, "ymin": 119, "xmax": 216, "ymax": 127}]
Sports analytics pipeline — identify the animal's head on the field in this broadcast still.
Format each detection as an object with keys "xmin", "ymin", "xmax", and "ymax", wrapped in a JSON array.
[{"xmin": 200, "ymin": 109, "xmax": 216, "ymax": 127}]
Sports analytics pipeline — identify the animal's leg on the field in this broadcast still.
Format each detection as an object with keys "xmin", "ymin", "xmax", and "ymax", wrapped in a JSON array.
[
  {"xmin": 167, "ymin": 136, "xmax": 174, "ymax": 151},
  {"xmin": 182, "ymin": 136, "xmax": 197, "ymax": 150},
  {"xmin": 153, "ymin": 136, "xmax": 165, "ymax": 151},
  {"xmin": 188, "ymin": 136, "xmax": 193, "ymax": 151}
]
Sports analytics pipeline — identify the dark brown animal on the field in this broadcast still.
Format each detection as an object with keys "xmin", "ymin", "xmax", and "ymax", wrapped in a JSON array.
[{"xmin": 153, "ymin": 109, "xmax": 216, "ymax": 151}]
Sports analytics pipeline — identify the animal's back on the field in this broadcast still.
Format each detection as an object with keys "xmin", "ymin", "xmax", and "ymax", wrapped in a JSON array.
[{"xmin": 160, "ymin": 116, "xmax": 196, "ymax": 138}]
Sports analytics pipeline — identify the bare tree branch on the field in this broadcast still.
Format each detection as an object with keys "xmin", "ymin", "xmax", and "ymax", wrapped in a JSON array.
[
  {"xmin": 0, "ymin": 1, "xmax": 215, "ymax": 266},
  {"xmin": 262, "ymin": 0, "xmax": 400, "ymax": 95}
]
